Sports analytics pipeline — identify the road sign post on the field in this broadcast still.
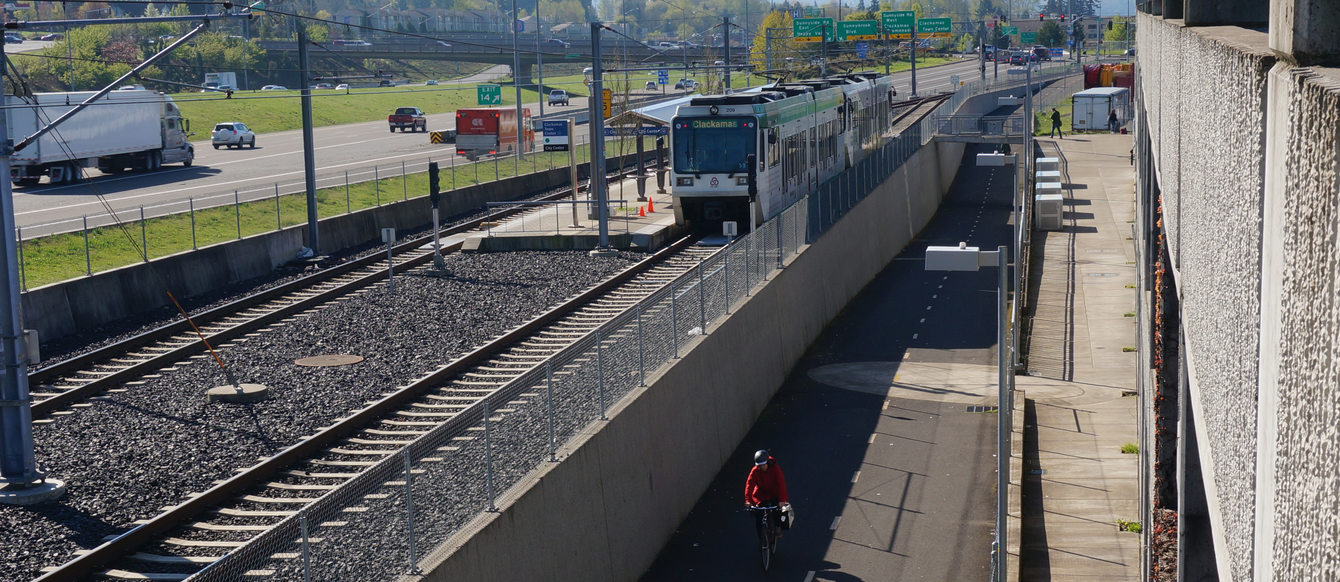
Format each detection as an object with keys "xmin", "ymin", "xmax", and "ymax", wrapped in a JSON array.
[{"xmin": 476, "ymin": 84, "xmax": 501, "ymax": 105}]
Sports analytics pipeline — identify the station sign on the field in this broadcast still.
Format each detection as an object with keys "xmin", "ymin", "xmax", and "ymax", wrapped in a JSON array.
[
  {"xmin": 476, "ymin": 84, "xmax": 501, "ymax": 105},
  {"xmin": 793, "ymin": 17, "xmax": 835, "ymax": 43},
  {"xmin": 542, "ymin": 120, "xmax": 569, "ymax": 151},
  {"xmin": 837, "ymin": 20, "xmax": 879, "ymax": 42},
  {"xmin": 918, "ymin": 17, "xmax": 953, "ymax": 38},
  {"xmin": 657, "ymin": 69, "xmax": 669, "ymax": 84},
  {"xmin": 880, "ymin": 11, "xmax": 914, "ymax": 39},
  {"xmin": 856, "ymin": 41, "xmax": 869, "ymax": 59}
]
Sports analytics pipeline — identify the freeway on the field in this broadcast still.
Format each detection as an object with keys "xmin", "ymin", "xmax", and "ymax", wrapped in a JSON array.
[{"xmin": 11, "ymin": 59, "xmax": 982, "ymax": 236}]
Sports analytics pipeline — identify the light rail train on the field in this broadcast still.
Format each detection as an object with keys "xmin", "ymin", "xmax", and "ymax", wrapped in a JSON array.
[{"xmin": 669, "ymin": 72, "xmax": 895, "ymax": 230}]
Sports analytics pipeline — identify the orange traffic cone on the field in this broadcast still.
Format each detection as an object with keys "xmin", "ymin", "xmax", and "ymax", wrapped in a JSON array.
[
  {"xmin": 638, "ymin": 205, "xmax": 646, "ymax": 217},
  {"xmin": 647, "ymin": 198, "xmax": 655, "ymax": 213}
]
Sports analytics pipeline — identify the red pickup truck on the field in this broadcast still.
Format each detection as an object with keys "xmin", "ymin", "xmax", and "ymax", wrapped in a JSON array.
[{"xmin": 388, "ymin": 107, "xmax": 427, "ymax": 133}]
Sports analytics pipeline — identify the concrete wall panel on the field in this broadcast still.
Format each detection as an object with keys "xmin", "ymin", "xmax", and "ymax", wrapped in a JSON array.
[
  {"xmin": 1268, "ymin": 65, "xmax": 1340, "ymax": 582},
  {"xmin": 412, "ymin": 140, "xmax": 962, "ymax": 581}
]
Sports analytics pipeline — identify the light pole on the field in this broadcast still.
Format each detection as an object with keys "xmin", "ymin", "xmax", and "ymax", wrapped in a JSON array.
[{"xmin": 925, "ymin": 242, "xmax": 1011, "ymax": 582}]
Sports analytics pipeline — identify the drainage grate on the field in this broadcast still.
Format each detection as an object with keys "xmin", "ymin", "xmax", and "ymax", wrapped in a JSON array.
[{"xmin": 966, "ymin": 405, "xmax": 999, "ymax": 413}]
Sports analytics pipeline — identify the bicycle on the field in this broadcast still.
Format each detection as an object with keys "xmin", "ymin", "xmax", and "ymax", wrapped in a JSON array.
[{"xmin": 746, "ymin": 504, "xmax": 781, "ymax": 572}]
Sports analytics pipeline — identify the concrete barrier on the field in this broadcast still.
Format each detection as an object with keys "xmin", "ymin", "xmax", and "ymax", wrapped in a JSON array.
[
  {"xmin": 411, "ymin": 138, "xmax": 965, "ymax": 581},
  {"xmin": 23, "ymin": 152, "xmax": 649, "ymax": 345}
]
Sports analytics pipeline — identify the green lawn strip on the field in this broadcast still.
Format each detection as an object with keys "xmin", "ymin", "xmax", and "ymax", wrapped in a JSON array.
[
  {"xmin": 1032, "ymin": 101, "xmax": 1074, "ymax": 136},
  {"xmin": 176, "ymin": 73, "xmax": 595, "ymax": 136},
  {"xmin": 20, "ymin": 139, "xmax": 657, "ymax": 290}
]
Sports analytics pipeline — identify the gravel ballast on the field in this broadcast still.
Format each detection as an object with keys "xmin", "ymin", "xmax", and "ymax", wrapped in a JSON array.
[{"xmin": 0, "ymin": 250, "xmax": 638, "ymax": 581}]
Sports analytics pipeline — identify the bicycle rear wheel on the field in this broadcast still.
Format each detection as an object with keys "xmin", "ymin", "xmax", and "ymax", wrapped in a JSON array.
[{"xmin": 758, "ymin": 514, "xmax": 773, "ymax": 572}]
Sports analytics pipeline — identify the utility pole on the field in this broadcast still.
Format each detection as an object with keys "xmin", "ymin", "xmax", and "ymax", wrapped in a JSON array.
[
  {"xmin": 297, "ymin": 25, "xmax": 319, "ymax": 255},
  {"xmin": 536, "ymin": 0, "xmax": 545, "ymax": 118},
  {"xmin": 723, "ymin": 16, "xmax": 732, "ymax": 93},
  {"xmin": 910, "ymin": 22, "xmax": 917, "ymax": 95},
  {"xmin": 821, "ymin": 22, "xmax": 829, "ymax": 77},
  {"xmin": 0, "ymin": 40, "xmax": 62, "ymax": 504},
  {"xmin": 764, "ymin": 28, "xmax": 772, "ymax": 74},
  {"xmin": 512, "ymin": 0, "xmax": 525, "ymax": 160},
  {"xmin": 588, "ymin": 23, "xmax": 612, "ymax": 254}
]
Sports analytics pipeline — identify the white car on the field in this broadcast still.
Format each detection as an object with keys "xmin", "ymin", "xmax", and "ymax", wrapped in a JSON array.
[
  {"xmin": 211, "ymin": 122, "xmax": 256, "ymax": 149},
  {"xmin": 260, "ymin": 84, "xmax": 288, "ymax": 91},
  {"xmin": 426, "ymin": 79, "xmax": 438, "ymax": 86},
  {"xmin": 335, "ymin": 83, "xmax": 350, "ymax": 90}
]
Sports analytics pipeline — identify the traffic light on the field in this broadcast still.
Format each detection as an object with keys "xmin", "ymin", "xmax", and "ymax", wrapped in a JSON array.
[
  {"xmin": 1039, "ymin": 13, "xmax": 1044, "ymax": 21},
  {"xmin": 428, "ymin": 162, "xmax": 440, "ymax": 206},
  {"xmin": 1108, "ymin": 20, "xmax": 1114, "ymax": 30},
  {"xmin": 1059, "ymin": 14, "xmax": 1065, "ymax": 22}
]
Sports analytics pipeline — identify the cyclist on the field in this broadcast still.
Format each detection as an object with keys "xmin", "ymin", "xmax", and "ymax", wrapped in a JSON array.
[{"xmin": 745, "ymin": 450, "xmax": 791, "ymax": 533}]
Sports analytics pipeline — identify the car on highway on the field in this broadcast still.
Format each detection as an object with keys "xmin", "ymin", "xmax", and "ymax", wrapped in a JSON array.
[
  {"xmin": 260, "ymin": 84, "xmax": 288, "ymax": 91},
  {"xmin": 388, "ymin": 107, "xmax": 427, "ymax": 132},
  {"xmin": 674, "ymin": 79, "xmax": 697, "ymax": 91},
  {"xmin": 40, "ymin": 33, "xmax": 63, "ymax": 41},
  {"xmin": 311, "ymin": 82, "xmax": 333, "ymax": 90},
  {"xmin": 426, "ymin": 79, "xmax": 438, "ymax": 85},
  {"xmin": 211, "ymin": 122, "xmax": 256, "ymax": 149},
  {"xmin": 436, "ymin": 40, "xmax": 452, "ymax": 48},
  {"xmin": 379, "ymin": 79, "xmax": 395, "ymax": 87},
  {"xmin": 548, "ymin": 89, "xmax": 570, "ymax": 106},
  {"xmin": 1032, "ymin": 46, "xmax": 1051, "ymax": 61},
  {"xmin": 546, "ymin": 38, "xmax": 570, "ymax": 49},
  {"xmin": 1009, "ymin": 53, "xmax": 1027, "ymax": 65},
  {"xmin": 644, "ymin": 81, "xmax": 658, "ymax": 91},
  {"xmin": 335, "ymin": 83, "xmax": 350, "ymax": 90},
  {"xmin": 5, "ymin": 34, "xmax": 23, "ymax": 44}
]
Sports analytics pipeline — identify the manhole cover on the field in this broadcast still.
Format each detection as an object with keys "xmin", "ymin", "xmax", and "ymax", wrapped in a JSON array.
[{"xmin": 295, "ymin": 354, "xmax": 364, "ymax": 367}]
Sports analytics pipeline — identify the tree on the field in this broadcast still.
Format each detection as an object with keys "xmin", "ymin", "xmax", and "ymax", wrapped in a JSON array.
[
  {"xmin": 1036, "ymin": 20, "xmax": 1064, "ymax": 47},
  {"xmin": 1104, "ymin": 16, "xmax": 1129, "ymax": 42},
  {"xmin": 751, "ymin": 10, "xmax": 795, "ymax": 73}
]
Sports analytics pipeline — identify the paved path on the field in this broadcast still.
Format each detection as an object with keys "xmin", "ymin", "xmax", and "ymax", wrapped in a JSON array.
[{"xmin": 1013, "ymin": 132, "xmax": 1141, "ymax": 581}]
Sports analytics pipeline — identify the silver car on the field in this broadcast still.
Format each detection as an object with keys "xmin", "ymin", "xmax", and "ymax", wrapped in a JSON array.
[{"xmin": 211, "ymin": 122, "xmax": 256, "ymax": 149}]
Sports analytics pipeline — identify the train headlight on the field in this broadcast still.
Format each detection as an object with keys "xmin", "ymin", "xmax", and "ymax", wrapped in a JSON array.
[
  {"xmin": 736, "ymin": 177, "xmax": 749, "ymax": 185},
  {"xmin": 676, "ymin": 177, "xmax": 693, "ymax": 186}
]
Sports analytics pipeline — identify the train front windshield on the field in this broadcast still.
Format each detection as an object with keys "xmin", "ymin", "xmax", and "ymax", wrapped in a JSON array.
[{"xmin": 672, "ymin": 117, "xmax": 757, "ymax": 174}]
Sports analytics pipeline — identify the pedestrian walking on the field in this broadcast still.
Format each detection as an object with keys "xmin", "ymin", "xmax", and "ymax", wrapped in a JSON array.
[
  {"xmin": 1108, "ymin": 109, "xmax": 1120, "ymax": 132},
  {"xmin": 1050, "ymin": 108, "xmax": 1063, "ymax": 139}
]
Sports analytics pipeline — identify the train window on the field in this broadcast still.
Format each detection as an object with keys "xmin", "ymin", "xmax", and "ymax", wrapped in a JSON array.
[{"xmin": 768, "ymin": 129, "xmax": 780, "ymax": 167}]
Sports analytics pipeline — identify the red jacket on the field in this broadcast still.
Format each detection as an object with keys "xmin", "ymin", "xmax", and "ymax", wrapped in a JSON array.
[{"xmin": 744, "ymin": 458, "xmax": 789, "ymax": 506}]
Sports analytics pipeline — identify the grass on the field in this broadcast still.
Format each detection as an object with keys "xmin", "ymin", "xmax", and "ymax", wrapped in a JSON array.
[
  {"xmin": 1122, "ymin": 346, "xmax": 1136, "ymax": 352},
  {"xmin": 1121, "ymin": 443, "xmax": 1139, "ymax": 454},
  {"xmin": 1034, "ymin": 102, "xmax": 1074, "ymax": 136},
  {"xmin": 1117, "ymin": 519, "xmax": 1142, "ymax": 533},
  {"xmin": 1124, "ymin": 312, "xmax": 1135, "ymax": 317},
  {"xmin": 18, "ymin": 138, "xmax": 656, "ymax": 289}
]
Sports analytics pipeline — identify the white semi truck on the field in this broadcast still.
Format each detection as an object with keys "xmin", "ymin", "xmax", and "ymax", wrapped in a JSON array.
[
  {"xmin": 7, "ymin": 89, "xmax": 195, "ymax": 185},
  {"xmin": 203, "ymin": 72, "xmax": 237, "ymax": 91}
]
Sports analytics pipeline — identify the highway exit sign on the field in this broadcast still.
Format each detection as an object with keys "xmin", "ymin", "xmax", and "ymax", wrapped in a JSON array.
[
  {"xmin": 880, "ymin": 11, "xmax": 914, "ymax": 39},
  {"xmin": 837, "ymin": 20, "xmax": 878, "ymax": 42},
  {"xmin": 476, "ymin": 84, "xmax": 501, "ymax": 105},
  {"xmin": 918, "ymin": 17, "xmax": 952, "ymax": 38},
  {"xmin": 793, "ymin": 17, "xmax": 835, "ymax": 42}
]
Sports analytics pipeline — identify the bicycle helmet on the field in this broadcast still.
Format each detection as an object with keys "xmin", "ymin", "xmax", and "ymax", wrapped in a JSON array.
[{"xmin": 753, "ymin": 449, "xmax": 770, "ymax": 466}]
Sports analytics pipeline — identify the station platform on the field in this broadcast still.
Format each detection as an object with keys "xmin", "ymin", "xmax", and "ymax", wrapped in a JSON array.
[{"xmin": 459, "ymin": 167, "xmax": 686, "ymax": 253}]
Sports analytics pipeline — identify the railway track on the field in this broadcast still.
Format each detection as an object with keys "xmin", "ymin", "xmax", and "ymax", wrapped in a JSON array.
[
  {"xmin": 35, "ymin": 235, "xmax": 716, "ymax": 581},
  {"xmin": 26, "ymin": 168, "xmax": 641, "ymax": 421}
]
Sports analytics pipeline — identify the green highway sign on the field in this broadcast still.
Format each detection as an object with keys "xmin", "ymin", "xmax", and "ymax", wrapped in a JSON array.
[
  {"xmin": 880, "ymin": 10, "xmax": 914, "ymax": 39},
  {"xmin": 918, "ymin": 17, "xmax": 952, "ymax": 38},
  {"xmin": 476, "ymin": 84, "xmax": 501, "ymax": 105},
  {"xmin": 1001, "ymin": 25, "xmax": 1019, "ymax": 36},
  {"xmin": 837, "ymin": 20, "xmax": 879, "ymax": 41},
  {"xmin": 793, "ymin": 17, "xmax": 835, "ymax": 42},
  {"xmin": 1021, "ymin": 31, "xmax": 1036, "ymax": 43}
]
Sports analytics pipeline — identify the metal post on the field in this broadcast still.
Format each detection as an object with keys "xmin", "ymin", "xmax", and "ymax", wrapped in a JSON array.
[
  {"xmin": 821, "ymin": 23, "xmax": 829, "ymax": 77},
  {"xmin": 723, "ymin": 249, "xmax": 730, "ymax": 314},
  {"xmin": 595, "ymin": 328, "xmax": 606, "ymax": 419},
  {"xmin": 275, "ymin": 184, "xmax": 282, "ymax": 230},
  {"xmin": 189, "ymin": 197, "xmax": 197, "ymax": 250},
  {"xmin": 484, "ymin": 398, "xmax": 497, "ymax": 511},
  {"xmin": 589, "ymin": 22, "xmax": 611, "ymax": 252},
  {"xmin": 402, "ymin": 161, "xmax": 408, "ymax": 200},
  {"xmin": 404, "ymin": 450, "xmax": 418, "ymax": 574},
  {"xmin": 300, "ymin": 514, "xmax": 312, "ymax": 582},
  {"xmin": 670, "ymin": 279, "xmax": 679, "ymax": 358},
  {"xmin": 386, "ymin": 235, "xmax": 395, "ymax": 293},
  {"xmin": 744, "ymin": 232, "xmax": 751, "ymax": 294},
  {"xmin": 568, "ymin": 119, "xmax": 580, "ymax": 227},
  {"xmin": 15, "ymin": 228, "xmax": 23, "ymax": 291},
  {"xmin": 345, "ymin": 172, "xmax": 351, "ymax": 214},
  {"xmin": 82, "ymin": 215, "xmax": 91, "ymax": 275},
  {"xmin": 511, "ymin": 0, "xmax": 524, "ymax": 161},
  {"xmin": 911, "ymin": 25, "xmax": 918, "ymax": 95},
  {"xmin": 536, "ymin": 0, "xmax": 545, "ymax": 119},
  {"xmin": 141, "ymin": 206, "xmax": 147, "ymax": 260},
  {"xmin": 698, "ymin": 261, "xmax": 707, "ymax": 331},
  {"xmin": 777, "ymin": 214, "xmax": 783, "ymax": 269},
  {"xmin": 235, "ymin": 191, "xmax": 242, "ymax": 239},
  {"xmin": 636, "ymin": 302, "xmax": 646, "ymax": 386},
  {"xmin": 723, "ymin": 16, "xmax": 732, "ymax": 93},
  {"xmin": 546, "ymin": 361, "xmax": 557, "ymax": 461},
  {"xmin": 298, "ymin": 26, "xmax": 320, "ymax": 254},
  {"xmin": 494, "ymin": 155, "xmax": 499, "ymax": 182},
  {"xmin": 995, "ymin": 245, "xmax": 1009, "ymax": 582},
  {"xmin": 375, "ymin": 166, "xmax": 381, "ymax": 205}
]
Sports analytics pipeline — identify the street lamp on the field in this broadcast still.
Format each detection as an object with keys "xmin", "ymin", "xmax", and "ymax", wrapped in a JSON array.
[{"xmin": 924, "ymin": 242, "xmax": 1011, "ymax": 582}]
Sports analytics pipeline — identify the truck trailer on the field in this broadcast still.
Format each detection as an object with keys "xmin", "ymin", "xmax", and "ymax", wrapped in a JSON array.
[
  {"xmin": 7, "ymin": 89, "xmax": 194, "ymax": 185},
  {"xmin": 204, "ymin": 72, "xmax": 238, "ymax": 92},
  {"xmin": 454, "ymin": 107, "xmax": 534, "ymax": 161},
  {"xmin": 1070, "ymin": 87, "xmax": 1130, "ymax": 132}
]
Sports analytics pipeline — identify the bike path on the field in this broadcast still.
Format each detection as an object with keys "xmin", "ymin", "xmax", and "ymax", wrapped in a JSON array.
[{"xmin": 641, "ymin": 143, "xmax": 1015, "ymax": 580}]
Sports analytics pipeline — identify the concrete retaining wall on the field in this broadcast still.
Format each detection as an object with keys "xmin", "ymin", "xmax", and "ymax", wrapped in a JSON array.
[
  {"xmin": 412, "ymin": 138, "xmax": 964, "ymax": 581},
  {"xmin": 22, "ymin": 153, "xmax": 647, "ymax": 344}
]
